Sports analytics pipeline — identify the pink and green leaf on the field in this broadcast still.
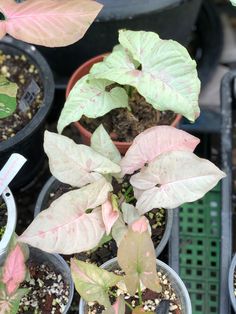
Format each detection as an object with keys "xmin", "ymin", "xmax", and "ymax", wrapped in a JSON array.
[
  {"xmin": 120, "ymin": 126, "xmax": 200, "ymax": 175},
  {"xmin": 131, "ymin": 150, "xmax": 226, "ymax": 214},
  {"xmin": 18, "ymin": 179, "xmax": 112, "ymax": 254},
  {"xmin": 102, "ymin": 199, "xmax": 119, "ymax": 235},
  {"xmin": 91, "ymin": 125, "xmax": 121, "ymax": 164},
  {"xmin": 2, "ymin": 244, "xmax": 26, "ymax": 295},
  {"xmin": 117, "ymin": 218, "xmax": 161, "ymax": 295},
  {"xmin": 91, "ymin": 29, "xmax": 200, "ymax": 122},
  {"xmin": 102, "ymin": 296, "xmax": 126, "ymax": 314},
  {"xmin": 57, "ymin": 76, "xmax": 128, "ymax": 133},
  {"xmin": 44, "ymin": 131, "xmax": 121, "ymax": 188},
  {"xmin": 0, "ymin": 0, "xmax": 102, "ymax": 47},
  {"xmin": 71, "ymin": 258, "xmax": 121, "ymax": 307}
]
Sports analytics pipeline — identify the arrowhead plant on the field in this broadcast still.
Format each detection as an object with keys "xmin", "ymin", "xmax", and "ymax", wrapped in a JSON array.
[
  {"xmin": 19, "ymin": 125, "xmax": 225, "ymax": 256},
  {"xmin": 58, "ymin": 29, "xmax": 201, "ymax": 134},
  {"xmin": 0, "ymin": 238, "xmax": 29, "ymax": 314}
]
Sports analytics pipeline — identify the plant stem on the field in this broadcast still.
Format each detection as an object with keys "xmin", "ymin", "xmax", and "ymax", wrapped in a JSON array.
[
  {"xmin": 138, "ymin": 284, "xmax": 142, "ymax": 306},
  {"xmin": 108, "ymin": 290, "xmax": 133, "ymax": 311}
]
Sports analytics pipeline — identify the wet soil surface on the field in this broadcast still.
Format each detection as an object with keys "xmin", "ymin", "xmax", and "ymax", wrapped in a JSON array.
[{"xmin": 0, "ymin": 197, "xmax": 7, "ymax": 241}]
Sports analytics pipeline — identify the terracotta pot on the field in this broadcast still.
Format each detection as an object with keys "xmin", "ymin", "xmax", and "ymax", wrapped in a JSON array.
[{"xmin": 66, "ymin": 54, "xmax": 182, "ymax": 155}]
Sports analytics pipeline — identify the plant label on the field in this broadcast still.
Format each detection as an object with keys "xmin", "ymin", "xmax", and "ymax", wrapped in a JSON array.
[
  {"xmin": 0, "ymin": 153, "xmax": 27, "ymax": 195},
  {"xmin": 18, "ymin": 79, "xmax": 40, "ymax": 112}
]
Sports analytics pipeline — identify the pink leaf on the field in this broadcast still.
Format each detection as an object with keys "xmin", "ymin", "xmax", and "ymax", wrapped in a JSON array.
[
  {"xmin": 102, "ymin": 200, "xmax": 119, "ymax": 235},
  {"xmin": 120, "ymin": 126, "xmax": 200, "ymax": 175},
  {"xmin": 131, "ymin": 217, "xmax": 149, "ymax": 234},
  {"xmin": 131, "ymin": 150, "xmax": 226, "ymax": 213},
  {"xmin": 0, "ymin": 0, "xmax": 102, "ymax": 47},
  {"xmin": 18, "ymin": 179, "xmax": 111, "ymax": 254},
  {"xmin": 2, "ymin": 244, "xmax": 26, "ymax": 295}
]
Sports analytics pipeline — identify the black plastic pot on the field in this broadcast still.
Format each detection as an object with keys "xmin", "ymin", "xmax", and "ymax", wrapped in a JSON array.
[
  {"xmin": 34, "ymin": 176, "xmax": 173, "ymax": 257},
  {"xmin": 37, "ymin": 0, "xmax": 202, "ymax": 77},
  {"xmin": 0, "ymin": 36, "xmax": 55, "ymax": 189},
  {"xmin": 79, "ymin": 258, "xmax": 192, "ymax": 314},
  {"xmin": 0, "ymin": 187, "xmax": 16, "ymax": 266},
  {"xmin": 28, "ymin": 246, "xmax": 74, "ymax": 314}
]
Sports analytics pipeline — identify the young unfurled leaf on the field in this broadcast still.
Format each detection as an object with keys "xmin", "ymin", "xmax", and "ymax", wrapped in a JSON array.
[
  {"xmin": 117, "ymin": 217, "xmax": 161, "ymax": 295},
  {"xmin": 131, "ymin": 151, "xmax": 226, "ymax": 214},
  {"xmin": 102, "ymin": 296, "xmax": 126, "ymax": 314},
  {"xmin": 44, "ymin": 131, "xmax": 121, "ymax": 188},
  {"xmin": 19, "ymin": 179, "xmax": 112, "ymax": 254},
  {"xmin": 111, "ymin": 216, "xmax": 128, "ymax": 247},
  {"xmin": 102, "ymin": 199, "xmax": 119, "ymax": 235},
  {"xmin": 91, "ymin": 125, "xmax": 121, "ymax": 164},
  {"xmin": 91, "ymin": 30, "xmax": 200, "ymax": 122},
  {"xmin": 121, "ymin": 203, "xmax": 140, "ymax": 225},
  {"xmin": 2, "ymin": 244, "xmax": 26, "ymax": 295},
  {"xmin": 0, "ymin": 0, "xmax": 102, "ymax": 47},
  {"xmin": 0, "ymin": 75, "xmax": 18, "ymax": 119},
  {"xmin": 57, "ymin": 76, "xmax": 129, "ymax": 133},
  {"xmin": 120, "ymin": 126, "xmax": 200, "ymax": 175},
  {"xmin": 71, "ymin": 258, "xmax": 121, "ymax": 307}
]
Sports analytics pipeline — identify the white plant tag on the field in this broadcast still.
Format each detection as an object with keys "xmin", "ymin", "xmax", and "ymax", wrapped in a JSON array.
[{"xmin": 0, "ymin": 154, "xmax": 27, "ymax": 195}]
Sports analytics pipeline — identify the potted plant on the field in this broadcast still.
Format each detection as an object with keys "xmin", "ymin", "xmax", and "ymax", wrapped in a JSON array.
[
  {"xmin": 18, "ymin": 124, "xmax": 225, "ymax": 260},
  {"xmin": 58, "ymin": 29, "xmax": 201, "ymax": 154},
  {"xmin": 74, "ymin": 217, "xmax": 192, "ymax": 314},
  {"xmin": 0, "ymin": 239, "xmax": 74, "ymax": 313},
  {"xmin": 0, "ymin": 0, "xmax": 102, "ymax": 188}
]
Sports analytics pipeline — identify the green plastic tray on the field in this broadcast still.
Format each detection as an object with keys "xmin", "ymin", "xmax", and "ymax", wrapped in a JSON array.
[{"xmin": 179, "ymin": 185, "xmax": 221, "ymax": 314}]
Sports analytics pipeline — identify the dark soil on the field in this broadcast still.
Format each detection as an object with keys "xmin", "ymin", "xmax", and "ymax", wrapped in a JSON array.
[
  {"xmin": 0, "ymin": 51, "xmax": 44, "ymax": 142},
  {"xmin": 234, "ymin": 270, "xmax": 236, "ymax": 298},
  {"xmin": 18, "ymin": 261, "xmax": 70, "ymax": 314},
  {"xmin": 0, "ymin": 197, "xmax": 7, "ymax": 241},
  {"xmin": 87, "ymin": 269, "xmax": 182, "ymax": 314},
  {"xmin": 80, "ymin": 91, "xmax": 176, "ymax": 142}
]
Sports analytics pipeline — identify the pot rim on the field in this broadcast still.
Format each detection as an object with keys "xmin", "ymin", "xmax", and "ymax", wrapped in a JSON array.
[
  {"xmin": 0, "ymin": 36, "xmax": 55, "ymax": 152},
  {"xmin": 0, "ymin": 187, "xmax": 16, "ymax": 256},
  {"xmin": 228, "ymin": 253, "xmax": 236, "ymax": 312},
  {"xmin": 79, "ymin": 257, "xmax": 192, "ymax": 314},
  {"xmin": 34, "ymin": 176, "xmax": 173, "ymax": 257},
  {"xmin": 28, "ymin": 246, "xmax": 74, "ymax": 314}
]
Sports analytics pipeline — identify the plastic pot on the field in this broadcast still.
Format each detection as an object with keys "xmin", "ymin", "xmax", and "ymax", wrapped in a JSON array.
[
  {"xmin": 34, "ymin": 176, "xmax": 173, "ymax": 257},
  {"xmin": 28, "ymin": 246, "xmax": 74, "ymax": 313},
  {"xmin": 79, "ymin": 258, "xmax": 192, "ymax": 314},
  {"xmin": 0, "ymin": 36, "xmax": 55, "ymax": 189},
  {"xmin": 37, "ymin": 0, "xmax": 202, "ymax": 77},
  {"xmin": 0, "ymin": 187, "xmax": 17, "ymax": 266},
  {"xmin": 65, "ymin": 54, "xmax": 182, "ymax": 155},
  {"xmin": 228, "ymin": 254, "xmax": 236, "ymax": 312}
]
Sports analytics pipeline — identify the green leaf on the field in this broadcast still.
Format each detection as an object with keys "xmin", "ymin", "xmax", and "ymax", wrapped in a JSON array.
[
  {"xmin": 71, "ymin": 258, "xmax": 122, "ymax": 307},
  {"xmin": 91, "ymin": 30, "xmax": 200, "ymax": 122},
  {"xmin": 102, "ymin": 296, "xmax": 126, "ymax": 314},
  {"xmin": 57, "ymin": 75, "xmax": 129, "ymax": 133},
  {"xmin": 91, "ymin": 125, "xmax": 121, "ymax": 164},
  {"xmin": 0, "ymin": 75, "xmax": 18, "ymax": 119},
  {"xmin": 117, "ymin": 226, "xmax": 161, "ymax": 295},
  {"xmin": 0, "ymin": 288, "xmax": 28, "ymax": 314}
]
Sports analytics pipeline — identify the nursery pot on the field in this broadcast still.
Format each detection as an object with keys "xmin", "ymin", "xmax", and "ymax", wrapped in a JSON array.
[
  {"xmin": 27, "ymin": 246, "xmax": 74, "ymax": 314},
  {"xmin": 38, "ymin": 0, "xmax": 202, "ymax": 76},
  {"xmin": 228, "ymin": 253, "xmax": 236, "ymax": 312},
  {"xmin": 66, "ymin": 54, "xmax": 182, "ymax": 155},
  {"xmin": 79, "ymin": 258, "xmax": 192, "ymax": 314},
  {"xmin": 0, "ymin": 187, "xmax": 17, "ymax": 266},
  {"xmin": 0, "ymin": 36, "xmax": 54, "ymax": 189},
  {"xmin": 34, "ymin": 176, "xmax": 173, "ymax": 258}
]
